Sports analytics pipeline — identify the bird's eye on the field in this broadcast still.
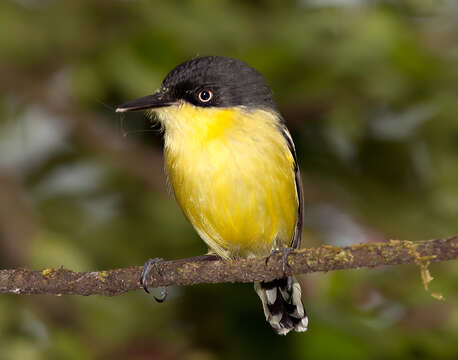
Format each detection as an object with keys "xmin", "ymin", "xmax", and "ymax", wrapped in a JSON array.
[{"xmin": 198, "ymin": 90, "xmax": 213, "ymax": 103}]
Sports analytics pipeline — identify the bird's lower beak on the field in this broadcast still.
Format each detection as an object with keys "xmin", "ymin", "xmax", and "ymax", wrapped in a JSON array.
[{"xmin": 116, "ymin": 93, "xmax": 173, "ymax": 113}]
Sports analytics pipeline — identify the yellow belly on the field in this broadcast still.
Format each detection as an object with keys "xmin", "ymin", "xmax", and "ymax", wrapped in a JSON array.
[{"xmin": 156, "ymin": 104, "xmax": 298, "ymax": 259}]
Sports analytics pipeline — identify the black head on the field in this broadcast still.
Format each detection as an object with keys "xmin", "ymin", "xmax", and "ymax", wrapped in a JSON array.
[{"xmin": 116, "ymin": 56, "xmax": 277, "ymax": 112}]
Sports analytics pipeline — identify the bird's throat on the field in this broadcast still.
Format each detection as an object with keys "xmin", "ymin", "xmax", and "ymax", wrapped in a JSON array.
[{"xmin": 155, "ymin": 103, "xmax": 238, "ymax": 146}]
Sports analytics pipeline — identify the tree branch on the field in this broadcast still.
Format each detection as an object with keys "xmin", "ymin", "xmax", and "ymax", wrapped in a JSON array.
[{"xmin": 0, "ymin": 236, "xmax": 457, "ymax": 296}]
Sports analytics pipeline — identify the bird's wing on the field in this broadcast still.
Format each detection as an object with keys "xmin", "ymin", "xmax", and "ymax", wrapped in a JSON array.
[{"xmin": 279, "ymin": 124, "xmax": 303, "ymax": 250}]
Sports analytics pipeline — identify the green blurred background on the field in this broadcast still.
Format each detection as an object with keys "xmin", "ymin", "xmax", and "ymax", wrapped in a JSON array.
[{"xmin": 1, "ymin": 0, "xmax": 457, "ymax": 359}]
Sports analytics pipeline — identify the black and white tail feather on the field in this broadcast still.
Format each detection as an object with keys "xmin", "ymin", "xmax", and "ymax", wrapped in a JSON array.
[
  {"xmin": 254, "ymin": 124, "xmax": 307, "ymax": 335},
  {"xmin": 255, "ymin": 277, "xmax": 308, "ymax": 335}
]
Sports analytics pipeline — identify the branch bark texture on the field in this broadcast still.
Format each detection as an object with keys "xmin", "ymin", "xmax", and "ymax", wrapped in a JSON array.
[{"xmin": 0, "ymin": 237, "xmax": 457, "ymax": 296}]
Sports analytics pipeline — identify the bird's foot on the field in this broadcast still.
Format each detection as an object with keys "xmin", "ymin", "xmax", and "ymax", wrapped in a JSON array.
[
  {"xmin": 140, "ymin": 258, "xmax": 168, "ymax": 303},
  {"xmin": 265, "ymin": 247, "xmax": 295, "ymax": 284},
  {"xmin": 140, "ymin": 254, "xmax": 221, "ymax": 303}
]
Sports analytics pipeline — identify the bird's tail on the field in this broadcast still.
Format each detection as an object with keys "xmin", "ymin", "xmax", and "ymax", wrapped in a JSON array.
[{"xmin": 254, "ymin": 276, "xmax": 308, "ymax": 335}]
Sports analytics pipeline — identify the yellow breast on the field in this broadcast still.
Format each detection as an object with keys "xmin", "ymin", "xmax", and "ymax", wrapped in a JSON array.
[{"xmin": 155, "ymin": 103, "xmax": 298, "ymax": 259}]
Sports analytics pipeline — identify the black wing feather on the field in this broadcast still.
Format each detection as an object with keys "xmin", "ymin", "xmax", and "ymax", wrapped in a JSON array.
[{"xmin": 279, "ymin": 125, "xmax": 303, "ymax": 249}]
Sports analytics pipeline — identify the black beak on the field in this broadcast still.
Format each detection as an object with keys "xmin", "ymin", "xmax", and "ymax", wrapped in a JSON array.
[{"xmin": 116, "ymin": 92, "xmax": 173, "ymax": 113}]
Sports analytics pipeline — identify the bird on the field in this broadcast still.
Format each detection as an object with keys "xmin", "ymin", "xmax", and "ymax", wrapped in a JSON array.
[{"xmin": 116, "ymin": 56, "xmax": 307, "ymax": 335}]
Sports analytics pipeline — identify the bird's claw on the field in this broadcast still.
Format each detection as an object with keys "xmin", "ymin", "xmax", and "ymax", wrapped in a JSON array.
[
  {"xmin": 140, "ymin": 258, "xmax": 168, "ymax": 303},
  {"xmin": 265, "ymin": 247, "xmax": 294, "ymax": 275},
  {"xmin": 153, "ymin": 286, "xmax": 168, "ymax": 303}
]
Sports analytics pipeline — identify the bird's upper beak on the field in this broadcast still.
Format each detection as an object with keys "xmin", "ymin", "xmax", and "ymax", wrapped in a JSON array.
[{"xmin": 116, "ymin": 92, "xmax": 173, "ymax": 113}]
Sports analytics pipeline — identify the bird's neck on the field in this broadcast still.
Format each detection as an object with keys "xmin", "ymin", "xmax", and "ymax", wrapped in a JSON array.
[{"xmin": 156, "ymin": 103, "xmax": 282, "ymax": 152}]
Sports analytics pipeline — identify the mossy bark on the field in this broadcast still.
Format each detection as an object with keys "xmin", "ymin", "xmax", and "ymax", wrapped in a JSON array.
[{"xmin": 0, "ymin": 236, "xmax": 456, "ymax": 296}]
